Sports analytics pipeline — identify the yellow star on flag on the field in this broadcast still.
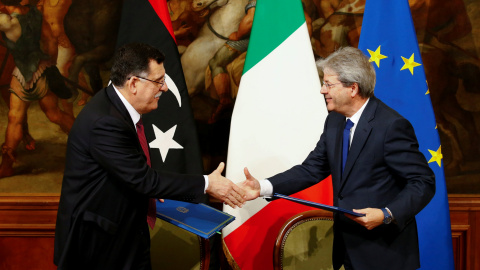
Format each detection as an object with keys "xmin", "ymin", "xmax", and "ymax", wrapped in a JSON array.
[
  {"xmin": 367, "ymin": 46, "xmax": 388, "ymax": 67},
  {"xmin": 428, "ymin": 146, "xmax": 442, "ymax": 167},
  {"xmin": 400, "ymin": 53, "xmax": 421, "ymax": 75},
  {"xmin": 425, "ymin": 80, "xmax": 430, "ymax": 95}
]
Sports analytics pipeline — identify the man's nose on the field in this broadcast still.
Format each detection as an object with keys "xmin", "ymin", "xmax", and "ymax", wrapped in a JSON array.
[
  {"xmin": 161, "ymin": 82, "xmax": 168, "ymax": 92},
  {"xmin": 320, "ymin": 85, "xmax": 328, "ymax": 94}
]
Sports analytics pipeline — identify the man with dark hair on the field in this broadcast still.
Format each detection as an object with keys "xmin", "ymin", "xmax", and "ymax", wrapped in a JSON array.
[
  {"xmin": 241, "ymin": 47, "xmax": 435, "ymax": 270},
  {"xmin": 54, "ymin": 43, "xmax": 245, "ymax": 270}
]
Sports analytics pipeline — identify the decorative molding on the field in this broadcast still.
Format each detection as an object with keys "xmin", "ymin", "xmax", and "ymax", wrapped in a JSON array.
[
  {"xmin": 0, "ymin": 193, "xmax": 59, "ymax": 237},
  {"xmin": 448, "ymin": 194, "xmax": 480, "ymax": 270},
  {"xmin": 448, "ymin": 194, "xmax": 480, "ymax": 210},
  {"xmin": 451, "ymin": 224, "xmax": 469, "ymax": 270}
]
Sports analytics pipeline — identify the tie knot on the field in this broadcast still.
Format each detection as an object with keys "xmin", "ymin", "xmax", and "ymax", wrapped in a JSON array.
[
  {"xmin": 136, "ymin": 118, "xmax": 143, "ymax": 128},
  {"xmin": 345, "ymin": 119, "xmax": 354, "ymax": 130}
]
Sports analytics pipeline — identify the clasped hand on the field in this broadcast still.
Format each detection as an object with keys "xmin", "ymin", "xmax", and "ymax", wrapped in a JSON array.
[
  {"xmin": 239, "ymin": 167, "xmax": 261, "ymax": 200},
  {"xmin": 206, "ymin": 162, "xmax": 246, "ymax": 208}
]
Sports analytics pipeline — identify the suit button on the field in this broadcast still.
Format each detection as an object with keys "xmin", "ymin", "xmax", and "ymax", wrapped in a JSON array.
[{"xmin": 338, "ymin": 194, "xmax": 344, "ymax": 200}]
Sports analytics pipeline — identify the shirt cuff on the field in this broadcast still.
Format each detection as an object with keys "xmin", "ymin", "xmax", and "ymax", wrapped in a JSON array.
[
  {"xmin": 259, "ymin": 179, "xmax": 273, "ymax": 197},
  {"xmin": 204, "ymin": 175, "xmax": 209, "ymax": 193}
]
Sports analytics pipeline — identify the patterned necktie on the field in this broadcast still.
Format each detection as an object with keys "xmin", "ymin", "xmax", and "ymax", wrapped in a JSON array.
[
  {"xmin": 136, "ymin": 118, "xmax": 156, "ymax": 229},
  {"xmin": 342, "ymin": 119, "xmax": 354, "ymax": 172}
]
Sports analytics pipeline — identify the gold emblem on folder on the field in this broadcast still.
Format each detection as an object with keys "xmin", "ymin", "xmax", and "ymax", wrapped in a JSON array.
[{"xmin": 176, "ymin": 207, "xmax": 189, "ymax": 213}]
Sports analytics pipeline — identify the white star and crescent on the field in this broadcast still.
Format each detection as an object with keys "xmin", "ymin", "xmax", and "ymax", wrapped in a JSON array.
[
  {"xmin": 149, "ymin": 124, "xmax": 183, "ymax": 162},
  {"xmin": 148, "ymin": 73, "xmax": 183, "ymax": 162},
  {"xmin": 165, "ymin": 73, "xmax": 182, "ymax": 107}
]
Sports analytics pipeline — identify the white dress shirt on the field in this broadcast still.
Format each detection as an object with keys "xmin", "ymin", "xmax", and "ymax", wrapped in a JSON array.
[
  {"xmin": 112, "ymin": 85, "xmax": 209, "ymax": 192},
  {"xmin": 259, "ymin": 98, "xmax": 370, "ymax": 197}
]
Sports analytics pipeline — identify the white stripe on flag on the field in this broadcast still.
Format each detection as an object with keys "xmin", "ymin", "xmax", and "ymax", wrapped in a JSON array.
[{"xmin": 223, "ymin": 21, "xmax": 327, "ymax": 237}]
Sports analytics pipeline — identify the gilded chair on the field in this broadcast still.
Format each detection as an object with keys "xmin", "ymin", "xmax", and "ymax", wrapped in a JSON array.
[
  {"xmin": 274, "ymin": 210, "xmax": 343, "ymax": 270},
  {"xmin": 150, "ymin": 218, "xmax": 210, "ymax": 270}
]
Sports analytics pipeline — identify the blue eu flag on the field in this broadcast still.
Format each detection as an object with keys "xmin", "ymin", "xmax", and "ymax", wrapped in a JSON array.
[{"xmin": 358, "ymin": 0, "xmax": 454, "ymax": 269}]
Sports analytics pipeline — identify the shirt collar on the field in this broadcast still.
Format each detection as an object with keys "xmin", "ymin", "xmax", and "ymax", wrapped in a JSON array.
[
  {"xmin": 347, "ymin": 98, "xmax": 370, "ymax": 125},
  {"xmin": 113, "ymin": 84, "xmax": 141, "ymax": 125}
]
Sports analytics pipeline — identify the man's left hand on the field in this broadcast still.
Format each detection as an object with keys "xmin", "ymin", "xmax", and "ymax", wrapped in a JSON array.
[{"xmin": 345, "ymin": 208, "xmax": 384, "ymax": 230}]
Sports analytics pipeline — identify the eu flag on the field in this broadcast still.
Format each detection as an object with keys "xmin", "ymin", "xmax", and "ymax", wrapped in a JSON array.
[{"xmin": 358, "ymin": 0, "xmax": 454, "ymax": 269}]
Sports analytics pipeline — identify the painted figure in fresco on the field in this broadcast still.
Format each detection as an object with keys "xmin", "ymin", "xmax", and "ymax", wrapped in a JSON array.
[
  {"xmin": 38, "ymin": 0, "xmax": 90, "ymax": 108},
  {"xmin": 0, "ymin": 0, "xmax": 75, "ymax": 178},
  {"xmin": 181, "ymin": 0, "xmax": 248, "ymax": 97},
  {"xmin": 308, "ymin": 0, "xmax": 365, "ymax": 58},
  {"xmin": 168, "ymin": 0, "xmax": 211, "ymax": 54},
  {"xmin": 63, "ymin": 0, "xmax": 122, "ymax": 94},
  {"xmin": 206, "ymin": 0, "xmax": 254, "ymax": 123},
  {"xmin": 0, "ymin": 2, "xmax": 36, "ymax": 151}
]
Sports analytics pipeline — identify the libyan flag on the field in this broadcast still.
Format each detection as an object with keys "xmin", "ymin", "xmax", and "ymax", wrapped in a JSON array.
[
  {"xmin": 116, "ymin": 0, "xmax": 207, "ymax": 269},
  {"xmin": 116, "ymin": 0, "xmax": 203, "ymax": 175},
  {"xmin": 222, "ymin": 0, "xmax": 332, "ymax": 269}
]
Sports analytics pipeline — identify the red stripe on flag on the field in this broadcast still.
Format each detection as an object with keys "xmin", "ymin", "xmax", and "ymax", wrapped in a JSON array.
[
  {"xmin": 148, "ymin": 0, "xmax": 176, "ymax": 43},
  {"xmin": 224, "ymin": 177, "xmax": 333, "ymax": 270}
]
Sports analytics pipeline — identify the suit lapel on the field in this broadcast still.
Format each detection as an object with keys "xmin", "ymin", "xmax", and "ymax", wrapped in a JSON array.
[
  {"xmin": 339, "ymin": 97, "xmax": 378, "ymax": 192},
  {"xmin": 105, "ymin": 85, "xmax": 146, "ymax": 159},
  {"xmin": 105, "ymin": 85, "xmax": 136, "ymax": 132}
]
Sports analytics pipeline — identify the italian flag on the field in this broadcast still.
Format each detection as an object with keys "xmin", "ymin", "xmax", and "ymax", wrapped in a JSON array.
[{"xmin": 223, "ymin": 0, "xmax": 332, "ymax": 269}]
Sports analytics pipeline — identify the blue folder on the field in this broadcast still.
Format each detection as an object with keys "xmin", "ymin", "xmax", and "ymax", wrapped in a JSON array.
[
  {"xmin": 155, "ymin": 199, "xmax": 235, "ymax": 238},
  {"xmin": 274, "ymin": 193, "xmax": 365, "ymax": 217}
]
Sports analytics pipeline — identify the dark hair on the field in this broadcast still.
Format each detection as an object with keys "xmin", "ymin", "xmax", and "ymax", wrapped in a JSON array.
[{"xmin": 110, "ymin": 43, "xmax": 165, "ymax": 87}]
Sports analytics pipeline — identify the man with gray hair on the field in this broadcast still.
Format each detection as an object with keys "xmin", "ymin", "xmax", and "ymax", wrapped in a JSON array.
[{"xmin": 240, "ymin": 47, "xmax": 435, "ymax": 270}]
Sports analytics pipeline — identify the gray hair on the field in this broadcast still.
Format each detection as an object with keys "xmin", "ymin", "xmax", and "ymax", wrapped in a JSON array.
[{"xmin": 316, "ymin": 47, "xmax": 376, "ymax": 98}]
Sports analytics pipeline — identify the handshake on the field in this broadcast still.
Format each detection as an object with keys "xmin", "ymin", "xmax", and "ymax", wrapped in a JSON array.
[{"xmin": 205, "ymin": 162, "xmax": 260, "ymax": 208}]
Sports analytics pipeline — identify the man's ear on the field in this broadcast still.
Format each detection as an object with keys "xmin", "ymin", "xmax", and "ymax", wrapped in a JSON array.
[
  {"xmin": 351, "ymin": 82, "xmax": 359, "ymax": 97},
  {"xmin": 126, "ymin": 77, "xmax": 137, "ymax": 95}
]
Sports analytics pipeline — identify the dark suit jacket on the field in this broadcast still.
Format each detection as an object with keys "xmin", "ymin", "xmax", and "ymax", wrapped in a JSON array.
[
  {"xmin": 269, "ymin": 96, "xmax": 435, "ymax": 270},
  {"xmin": 54, "ymin": 85, "xmax": 205, "ymax": 269}
]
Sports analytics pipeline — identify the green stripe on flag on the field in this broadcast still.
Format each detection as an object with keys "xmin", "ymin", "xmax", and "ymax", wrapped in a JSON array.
[{"xmin": 243, "ymin": 0, "xmax": 305, "ymax": 74}]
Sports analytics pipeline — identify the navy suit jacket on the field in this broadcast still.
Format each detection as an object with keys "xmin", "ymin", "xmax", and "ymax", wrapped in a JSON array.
[
  {"xmin": 54, "ymin": 85, "xmax": 205, "ymax": 269},
  {"xmin": 269, "ymin": 96, "xmax": 435, "ymax": 270}
]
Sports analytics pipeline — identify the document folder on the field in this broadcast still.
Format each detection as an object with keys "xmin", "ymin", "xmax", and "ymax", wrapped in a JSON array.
[
  {"xmin": 156, "ymin": 199, "xmax": 235, "ymax": 238},
  {"xmin": 274, "ymin": 193, "xmax": 365, "ymax": 217}
]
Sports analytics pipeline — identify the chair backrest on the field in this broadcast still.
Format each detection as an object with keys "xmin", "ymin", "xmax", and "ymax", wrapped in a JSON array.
[
  {"xmin": 150, "ymin": 218, "xmax": 210, "ymax": 270},
  {"xmin": 274, "ymin": 210, "xmax": 336, "ymax": 270}
]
